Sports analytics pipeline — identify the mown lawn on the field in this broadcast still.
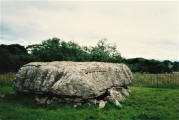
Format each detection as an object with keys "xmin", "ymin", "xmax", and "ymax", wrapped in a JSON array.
[{"xmin": 0, "ymin": 86, "xmax": 179, "ymax": 120}]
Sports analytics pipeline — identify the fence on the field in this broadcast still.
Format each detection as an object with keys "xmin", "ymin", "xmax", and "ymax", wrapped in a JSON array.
[
  {"xmin": 0, "ymin": 72, "xmax": 16, "ymax": 86},
  {"xmin": 0, "ymin": 72, "xmax": 179, "ymax": 88},
  {"xmin": 132, "ymin": 73, "xmax": 179, "ymax": 88}
]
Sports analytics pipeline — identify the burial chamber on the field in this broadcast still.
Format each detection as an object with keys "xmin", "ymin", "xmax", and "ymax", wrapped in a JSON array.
[{"xmin": 13, "ymin": 61, "xmax": 133, "ymax": 107}]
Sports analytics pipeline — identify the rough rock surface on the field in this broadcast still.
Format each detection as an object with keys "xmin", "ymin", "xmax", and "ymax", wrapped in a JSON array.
[
  {"xmin": 99, "ymin": 100, "xmax": 107, "ymax": 108},
  {"xmin": 13, "ymin": 61, "xmax": 133, "ymax": 107}
]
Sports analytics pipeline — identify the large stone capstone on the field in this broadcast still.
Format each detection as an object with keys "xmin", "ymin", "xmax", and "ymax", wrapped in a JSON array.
[{"xmin": 13, "ymin": 61, "xmax": 133, "ymax": 107}]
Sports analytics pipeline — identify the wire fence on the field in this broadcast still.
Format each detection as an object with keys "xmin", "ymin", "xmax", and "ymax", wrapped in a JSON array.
[{"xmin": 132, "ymin": 73, "xmax": 179, "ymax": 88}]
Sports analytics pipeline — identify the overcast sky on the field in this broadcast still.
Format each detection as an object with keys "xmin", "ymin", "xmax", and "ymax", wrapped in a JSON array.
[{"xmin": 0, "ymin": 1, "xmax": 178, "ymax": 61}]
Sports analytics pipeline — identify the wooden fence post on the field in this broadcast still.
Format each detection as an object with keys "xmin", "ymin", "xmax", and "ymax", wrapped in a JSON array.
[
  {"xmin": 172, "ymin": 73, "xmax": 174, "ymax": 88},
  {"xmin": 156, "ymin": 74, "xmax": 158, "ymax": 88},
  {"xmin": 178, "ymin": 73, "xmax": 179, "ymax": 88}
]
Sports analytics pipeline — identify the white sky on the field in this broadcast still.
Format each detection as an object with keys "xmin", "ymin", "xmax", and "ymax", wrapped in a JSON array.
[{"xmin": 0, "ymin": 1, "xmax": 178, "ymax": 61}]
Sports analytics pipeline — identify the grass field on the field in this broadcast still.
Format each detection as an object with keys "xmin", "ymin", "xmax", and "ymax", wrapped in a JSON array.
[
  {"xmin": 0, "ymin": 73, "xmax": 179, "ymax": 119},
  {"xmin": 0, "ymin": 86, "xmax": 179, "ymax": 120}
]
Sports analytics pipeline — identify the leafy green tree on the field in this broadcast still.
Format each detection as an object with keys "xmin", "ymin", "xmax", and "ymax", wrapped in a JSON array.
[
  {"xmin": 0, "ymin": 44, "xmax": 27, "ymax": 55},
  {"xmin": 147, "ymin": 60, "xmax": 171, "ymax": 73},
  {"xmin": 0, "ymin": 44, "xmax": 31, "ymax": 72},
  {"xmin": 1, "ymin": 37, "xmax": 175, "ymax": 74},
  {"xmin": 27, "ymin": 38, "xmax": 62, "ymax": 62},
  {"xmin": 125, "ymin": 58, "xmax": 171, "ymax": 73},
  {"xmin": 171, "ymin": 61, "xmax": 179, "ymax": 71},
  {"xmin": 27, "ymin": 38, "xmax": 91, "ymax": 62},
  {"xmin": 90, "ymin": 38, "xmax": 123, "ymax": 62},
  {"xmin": 0, "ymin": 47, "xmax": 13, "ymax": 72},
  {"xmin": 63, "ymin": 41, "xmax": 90, "ymax": 61}
]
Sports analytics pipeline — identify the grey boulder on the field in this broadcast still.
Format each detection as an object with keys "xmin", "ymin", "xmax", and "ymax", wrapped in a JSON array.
[{"xmin": 13, "ymin": 61, "xmax": 133, "ymax": 106}]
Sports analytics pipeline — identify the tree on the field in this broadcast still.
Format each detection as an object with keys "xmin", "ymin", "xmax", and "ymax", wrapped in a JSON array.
[
  {"xmin": 125, "ymin": 58, "xmax": 171, "ymax": 73},
  {"xmin": 172, "ymin": 61, "xmax": 179, "ymax": 71},
  {"xmin": 90, "ymin": 38, "xmax": 123, "ymax": 62},
  {"xmin": 0, "ymin": 47, "xmax": 13, "ymax": 72},
  {"xmin": 27, "ymin": 38, "xmax": 62, "ymax": 62},
  {"xmin": 63, "ymin": 41, "xmax": 91, "ymax": 61},
  {"xmin": 27, "ymin": 38, "xmax": 91, "ymax": 62},
  {"xmin": 0, "ymin": 44, "xmax": 31, "ymax": 72}
]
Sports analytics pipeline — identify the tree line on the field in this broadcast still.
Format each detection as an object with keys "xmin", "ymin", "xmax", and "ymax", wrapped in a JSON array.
[{"xmin": 0, "ymin": 37, "xmax": 179, "ymax": 73}]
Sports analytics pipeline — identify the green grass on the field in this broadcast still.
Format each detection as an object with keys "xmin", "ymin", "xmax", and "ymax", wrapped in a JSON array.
[
  {"xmin": 0, "ymin": 86, "xmax": 179, "ymax": 120},
  {"xmin": 0, "ymin": 86, "xmax": 14, "ymax": 94},
  {"xmin": 0, "ymin": 73, "xmax": 179, "ymax": 119}
]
